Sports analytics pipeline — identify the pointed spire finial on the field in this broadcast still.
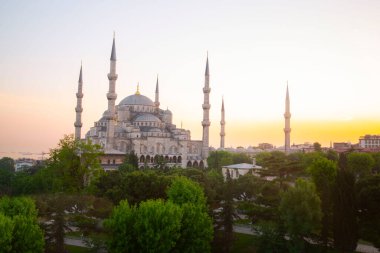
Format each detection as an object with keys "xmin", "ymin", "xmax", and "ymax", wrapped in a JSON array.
[
  {"xmin": 155, "ymin": 74, "xmax": 159, "ymax": 93},
  {"xmin": 78, "ymin": 63, "xmax": 83, "ymax": 83},
  {"xmin": 286, "ymin": 81, "xmax": 289, "ymax": 100},
  {"xmin": 136, "ymin": 82, "xmax": 140, "ymax": 95},
  {"xmin": 205, "ymin": 52, "xmax": 209, "ymax": 76},
  {"xmin": 222, "ymin": 96, "xmax": 225, "ymax": 111},
  {"xmin": 110, "ymin": 33, "xmax": 116, "ymax": 61}
]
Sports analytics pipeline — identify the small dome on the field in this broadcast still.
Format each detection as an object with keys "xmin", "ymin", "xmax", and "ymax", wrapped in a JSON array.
[
  {"xmin": 134, "ymin": 114, "xmax": 161, "ymax": 123},
  {"xmin": 99, "ymin": 110, "xmax": 109, "ymax": 121},
  {"xmin": 119, "ymin": 94, "xmax": 154, "ymax": 106}
]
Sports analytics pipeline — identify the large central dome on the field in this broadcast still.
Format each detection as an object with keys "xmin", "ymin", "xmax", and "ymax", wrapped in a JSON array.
[{"xmin": 119, "ymin": 94, "xmax": 154, "ymax": 106}]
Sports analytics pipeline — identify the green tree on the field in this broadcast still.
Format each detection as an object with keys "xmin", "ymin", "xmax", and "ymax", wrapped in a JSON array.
[
  {"xmin": 0, "ymin": 213, "xmax": 13, "ymax": 253},
  {"xmin": 0, "ymin": 196, "xmax": 38, "ymax": 218},
  {"xmin": 347, "ymin": 152, "xmax": 374, "ymax": 179},
  {"xmin": 308, "ymin": 157, "xmax": 337, "ymax": 247},
  {"xmin": 220, "ymin": 169, "xmax": 235, "ymax": 253},
  {"xmin": 167, "ymin": 177, "xmax": 213, "ymax": 253},
  {"xmin": 207, "ymin": 151, "xmax": 233, "ymax": 170},
  {"xmin": 231, "ymin": 153, "xmax": 251, "ymax": 164},
  {"xmin": 46, "ymin": 135, "xmax": 103, "ymax": 192},
  {"xmin": 168, "ymin": 168, "xmax": 224, "ymax": 209},
  {"xmin": 167, "ymin": 176, "xmax": 207, "ymax": 207},
  {"xmin": 254, "ymin": 221, "xmax": 287, "ymax": 253},
  {"xmin": 258, "ymin": 151, "xmax": 288, "ymax": 188},
  {"xmin": 136, "ymin": 199, "xmax": 183, "ymax": 253},
  {"xmin": 119, "ymin": 151, "xmax": 139, "ymax": 171},
  {"xmin": 0, "ymin": 196, "xmax": 44, "ymax": 253},
  {"xmin": 92, "ymin": 170, "xmax": 171, "ymax": 205},
  {"xmin": 104, "ymin": 200, "xmax": 137, "ymax": 253},
  {"xmin": 34, "ymin": 194, "xmax": 69, "ymax": 253},
  {"xmin": 326, "ymin": 149, "xmax": 339, "ymax": 162},
  {"xmin": 0, "ymin": 157, "xmax": 14, "ymax": 172},
  {"xmin": 279, "ymin": 179, "xmax": 321, "ymax": 252},
  {"xmin": 0, "ymin": 158, "xmax": 14, "ymax": 196},
  {"xmin": 356, "ymin": 175, "xmax": 380, "ymax": 249},
  {"xmin": 313, "ymin": 142, "xmax": 322, "ymax": 152},
  {"xmin": 11, "ymin": 215, "xmax": 45, "ymax": 253},
  {"xmin": 123, "ymin": 171, "xmax": 171, "ymax": 205},
  {"xmin": 105, "ymin": 199, "xmax": 183, "ymax": 253},
  {"xmin": 333, "ymin": 167, "xmax": 358, "ymax": 252}
]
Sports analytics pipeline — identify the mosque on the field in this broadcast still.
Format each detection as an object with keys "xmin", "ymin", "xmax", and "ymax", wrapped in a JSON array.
[{"xmin": 73, "ymin": 36, "xmax": 226, "ymax": 169}]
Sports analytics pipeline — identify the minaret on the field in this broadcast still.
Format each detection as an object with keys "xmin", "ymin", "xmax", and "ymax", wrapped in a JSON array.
[
  {"xmin": 201, "ymin": 54, "xmax": 211, "ymax": 158},
  {"xmin": 284, "ymin": 83, "xmax": 291, "ymax": 154},
  {"xmin": 220, "ymin": 97, "xmax": 225, "ymax": 149},
  {"xmin": 154, "ymin": 75, "xmax": 160, "ymax": 108},
  {"xmin": 105, "ymin": 35, "xmax": 118, "ymax": 150},
  {"xmin": 74, "ymin": 64, "xmax": 83, "ymax": 140}
]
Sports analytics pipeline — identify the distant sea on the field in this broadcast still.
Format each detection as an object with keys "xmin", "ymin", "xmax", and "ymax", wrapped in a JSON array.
[{"xmin": 0, "ymin": 151, "xmax": 48, "ymax": 160}]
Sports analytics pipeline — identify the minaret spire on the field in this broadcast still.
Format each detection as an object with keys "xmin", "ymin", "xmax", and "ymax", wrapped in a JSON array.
[
  {"xmin": 220, "ymin": 97, "xmax": 225, "ymax": 149},
  {"xmin": 74, "ymin": 63, "xmax": 84, "ymax": 140},
  {"xmin": 154, "ymin": 75, "xmax": 160, "ymax": 108},
  {"xmin": 106, "ymin": 35, "xmax": 118, "ymax": 150},
  {"xmin": 202, "ymin": 53, "xmax": 211, "ymax": 159},
  {"xmin": 284, "ymin": 82, "xmax": 291, "ymax": 154}
]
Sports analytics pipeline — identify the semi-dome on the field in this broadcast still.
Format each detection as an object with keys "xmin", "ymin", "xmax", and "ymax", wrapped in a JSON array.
[
  {"xmin": 134, "ymin": 114, "xmax": 161, "ymax": 122},
  {"xmin": 164, "ymin": 109, "xmax": 172, "ymax": 115},
  {"xmin": 119, "ymin": 94, "xmax": 154, "ymax": 106}
]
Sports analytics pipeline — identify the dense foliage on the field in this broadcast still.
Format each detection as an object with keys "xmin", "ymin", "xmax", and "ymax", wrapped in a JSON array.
[
  {"xmin": 0, "ymin": 196, "xmax": 45, "ymax": 253},
  {"xmin": 2, "ymin": 141, "xmax": 380, "ymax": 252},
  {"xmin": 105, "ymin": 177, "xmax": 213, "ymax": 253}
]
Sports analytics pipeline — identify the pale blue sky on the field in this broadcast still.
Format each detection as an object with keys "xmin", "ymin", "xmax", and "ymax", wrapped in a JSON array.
[{"xmin": 1, "ymin": 0, "xmax": 380, "ymax": 156}]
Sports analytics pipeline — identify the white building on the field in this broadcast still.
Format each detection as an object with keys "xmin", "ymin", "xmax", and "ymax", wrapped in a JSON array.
[
  {"xmin": 359, "ymin": 135, "xmax": 380, "ymax": 149},
  {"xmin": 75, "ymin": 36, "xmax": 216, "ymax": 169},
  {"xmin": 14, "ymin": 158, "xmax": 35, "ymax": 172},
  {"xmin": 222, "ymin": 162, "xmax": 263, "ymax": 180}
]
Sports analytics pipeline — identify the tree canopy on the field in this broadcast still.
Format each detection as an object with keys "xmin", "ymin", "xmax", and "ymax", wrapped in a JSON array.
[
  {"xmin": 0, "ymin": 196, "xmax": 44, "ymax": 253},
  {"xmin": 279, "ymin": 179, "xmax": 321, "ymax": 252}
]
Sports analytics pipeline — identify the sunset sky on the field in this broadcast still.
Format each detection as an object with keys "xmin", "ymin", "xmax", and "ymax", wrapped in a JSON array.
[{"xmin": 1, "ymin": 0, "xmax": 380, "ymax": 158}]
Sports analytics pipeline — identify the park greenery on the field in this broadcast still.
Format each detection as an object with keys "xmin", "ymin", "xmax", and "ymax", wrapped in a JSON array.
[{"xmin": 1, "ymin": 135, "xmax": 380, "ymax": 252}]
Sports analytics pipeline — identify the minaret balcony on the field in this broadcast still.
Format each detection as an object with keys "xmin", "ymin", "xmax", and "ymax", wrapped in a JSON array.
[
  {"xmin": 76, "ymin": 93, "xmax": 83, "ymax": 98},
  {"xmin": 107, "ymin": 73, "xmax": 118, "ymax": 80},
  {"xmin": 202, "ymin": 104, "xmax": 211, "ymax": 109},
  {"xmin": 74, "ymin": 122, "xmax": 83, "ymax": 127},
  {"xmin": 107, "ymin": 93, "xmax": 117, "ymax": 100},
  {"xmin": 203, "ymin": 87, "xmax": 211, "ymax": 93},
  {"xmin": 75, "ymin": 107, "xmax": 83, "ymax": 113},
  {"xmin": 202, "ymin": 120, "xmax": 211, "ymax": 126},
  {"xmin": 284, "ymin": 112, "xmax": 291, "ymax": 118}
]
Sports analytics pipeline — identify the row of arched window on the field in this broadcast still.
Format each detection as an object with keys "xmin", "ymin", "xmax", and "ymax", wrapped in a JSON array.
[
  {"xmin": 139, "ymin": 155, "xmax": 182, "ymax": 164},
  {"xmin": 186, "ymin": 160, "xmax": 205, "ymax": 168}
]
